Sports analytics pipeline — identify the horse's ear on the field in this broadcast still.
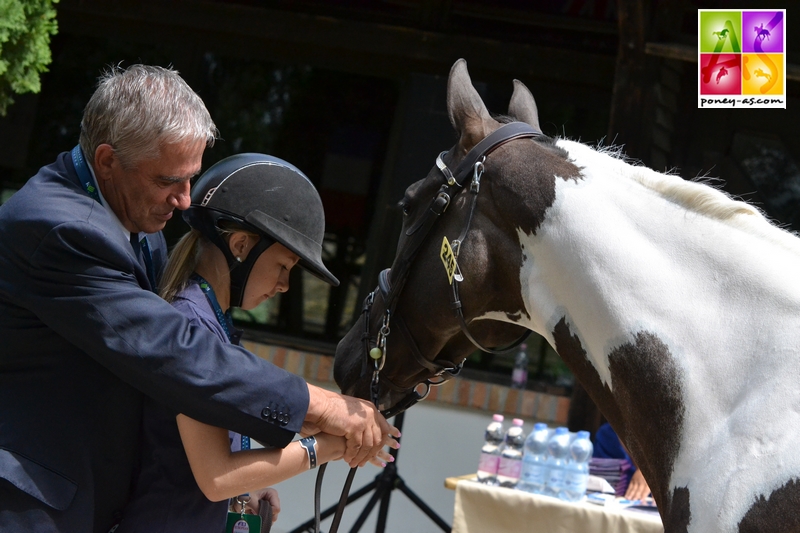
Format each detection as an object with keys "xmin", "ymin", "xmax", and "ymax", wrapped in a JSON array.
[
  {"xmin": 508, "ymin": 79, "xmax": 541, "ymax": 131},
  {"xmin": 447, "ymin": 59, "xmax": 497, "ymax": 152}
]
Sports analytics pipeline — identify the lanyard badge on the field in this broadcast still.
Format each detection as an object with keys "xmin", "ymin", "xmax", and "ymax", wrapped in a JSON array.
[{"xmin": 225, "ymin": 496, "xmax": 262, "ymax": 533}]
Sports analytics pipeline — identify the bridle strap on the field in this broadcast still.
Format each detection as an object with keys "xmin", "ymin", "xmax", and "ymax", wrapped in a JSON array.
[
  {"xmin": 316, "ymin": 122, "xmax": 541, "ymax": 533},
  {"xmin": 362, "ymin": 122, "xmax": 542, "ymax": 410},
  {"xmin": 452, "ymin": 121, "xmax": 542, "ymax": 185},
  {"xmin": 450, "ymin": 279, "xmax": 532, "ymax": 354}
]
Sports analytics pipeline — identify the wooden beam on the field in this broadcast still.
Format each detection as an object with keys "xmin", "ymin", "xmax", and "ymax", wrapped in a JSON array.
[
  {"xmin": 55, "ymin": 0, "xmax": 616, "ymax": 88},
  {"xmin": 645, "ymin": 41, "xmax": 800, "ymax": 81}
]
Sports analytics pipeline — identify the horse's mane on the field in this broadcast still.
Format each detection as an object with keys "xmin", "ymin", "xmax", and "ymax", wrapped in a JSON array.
[{"xmin": 560, "ymin": 138, "xmax": 800, "ymax": 257}]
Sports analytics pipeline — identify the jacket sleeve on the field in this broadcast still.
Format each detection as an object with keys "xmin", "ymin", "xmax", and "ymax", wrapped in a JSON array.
[{"xmin": 25, "ymin": 219, "xmax": 308, "ymax": 447}]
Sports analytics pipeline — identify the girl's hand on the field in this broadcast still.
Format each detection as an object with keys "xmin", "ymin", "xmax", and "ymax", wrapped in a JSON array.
[
  {"xmin": 255, "ymin": 487, "xmax": 280, "ymax": 524},
  {"xmin": 367, "ymin": 431, "xmax": 400, "ymax": 468},
  {"xmin": 315, "ymin": 431, "xmax": 400, "ymax": 468}
]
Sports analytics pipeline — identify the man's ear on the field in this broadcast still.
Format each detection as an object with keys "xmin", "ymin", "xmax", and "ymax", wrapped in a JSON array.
[{"xmin": 93, "ymin": 144, "xmax": 116, "ymax": 182}]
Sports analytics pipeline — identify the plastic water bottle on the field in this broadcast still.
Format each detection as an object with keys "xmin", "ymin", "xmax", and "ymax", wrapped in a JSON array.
[
  {"xmin": 544, "ymin": 427, "xmax": 571, "ymax": 498},
  {"xmin": 561, "ymin": 430, "xmax": 594, "ymax": 502},
  {"xmin": 476, "ymin": 414, "xmax": 504, "ymax": 484},
  {"xmin": 517, "ymin": 422, "xmax": 550, "ymax": 493},
  {"xmin": 511, "ymin": 343, "xmax": 529, "ymax": 389},
  {"xmin": 496, "ymin": 418, "xmax": 526, "ymax": 488}
]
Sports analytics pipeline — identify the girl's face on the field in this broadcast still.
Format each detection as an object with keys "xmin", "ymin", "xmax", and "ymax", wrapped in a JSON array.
[{"xmin": 240, "ymin": 240, "xmax": 300, "ymax": 310}]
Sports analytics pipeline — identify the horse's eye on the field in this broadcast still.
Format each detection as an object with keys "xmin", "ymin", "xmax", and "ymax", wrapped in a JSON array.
[{"xmin": 401, "ymin": 203, "xmax": 410, "ymax": 216}]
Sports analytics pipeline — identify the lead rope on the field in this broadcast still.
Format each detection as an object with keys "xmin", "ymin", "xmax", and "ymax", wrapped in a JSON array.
[
  {"xmin": 312, "ymin": 375, "xmax": 381, "ymax": 533},
  {"xmin": 312, "ymin": 463, "xmax": 359, "ymax": 533}
]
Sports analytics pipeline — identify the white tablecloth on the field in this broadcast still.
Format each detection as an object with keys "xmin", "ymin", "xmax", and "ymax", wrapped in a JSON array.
[{"xmin": 452, "ymin": 480, "xmax": 663, "ymax": 533}]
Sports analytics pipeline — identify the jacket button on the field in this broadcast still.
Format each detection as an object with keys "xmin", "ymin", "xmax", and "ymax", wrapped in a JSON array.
[{"xmin": 261, "ymin": 407, "xmax": 271, "ymax": 419}]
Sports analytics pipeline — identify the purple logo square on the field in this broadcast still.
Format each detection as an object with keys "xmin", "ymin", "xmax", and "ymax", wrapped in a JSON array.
[{"xmin": 742, "ymin": 11, "xmax": 784, "ymax": 53}]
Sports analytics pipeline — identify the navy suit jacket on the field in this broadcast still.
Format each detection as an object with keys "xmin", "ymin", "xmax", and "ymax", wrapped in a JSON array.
[{"xmin": 0, "ymin": 152, "xmax": 309, "ymax": 532}]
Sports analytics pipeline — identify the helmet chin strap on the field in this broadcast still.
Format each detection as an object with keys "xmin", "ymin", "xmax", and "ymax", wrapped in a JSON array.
[{"xmin": 224, "ymin": 236, "xmax": 275, "ymax": 309}]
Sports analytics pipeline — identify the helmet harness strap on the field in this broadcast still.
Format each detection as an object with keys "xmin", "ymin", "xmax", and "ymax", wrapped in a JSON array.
[{"xmin": 226, "ymin": 234, "xmax": 275, "ymax": 308}]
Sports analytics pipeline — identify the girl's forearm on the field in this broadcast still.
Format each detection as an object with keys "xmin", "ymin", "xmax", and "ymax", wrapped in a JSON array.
[{"xmin": 177, "ymin": 414, "xmax": 343, "ymax": 501}]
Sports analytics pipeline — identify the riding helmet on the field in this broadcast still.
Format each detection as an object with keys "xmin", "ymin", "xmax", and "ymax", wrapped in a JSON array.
[{"xmin": 184, "ymin": 153, "xmax": 339, "ymax": 307}]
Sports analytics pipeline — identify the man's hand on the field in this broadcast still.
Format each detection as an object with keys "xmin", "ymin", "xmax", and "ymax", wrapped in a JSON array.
[{"xmin": 304, "ymin": 384, "xmax": 400, "ymax": 468}]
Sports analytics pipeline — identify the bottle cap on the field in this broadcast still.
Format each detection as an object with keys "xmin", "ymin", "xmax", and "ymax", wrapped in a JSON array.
[
  {"xmin": 534, "ymin": 422, "xmax": 547, "ymax": 430},
  {"xmin": 492, "ymin": 414, "xmax": 504, "ymax": 422},
  {"xmin": 555, "ymin": 427, "xmax": 568, "ymax": 434},
  {"xmin": 512, "ymin": 418, "xmax": 524, "ymax": 426},
  {"xmin": 577, "ymin": 430, "xmax": 590, "ymax": 439}
]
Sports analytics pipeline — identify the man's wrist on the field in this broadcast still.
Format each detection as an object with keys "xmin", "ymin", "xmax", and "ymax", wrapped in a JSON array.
[
  {"xmin": 299, "ymin": 436, "xmax": 318, "ymax": 469},
  {"xmin": 304, "ymin": 383, "xmax": 326, "ymax": 425}
]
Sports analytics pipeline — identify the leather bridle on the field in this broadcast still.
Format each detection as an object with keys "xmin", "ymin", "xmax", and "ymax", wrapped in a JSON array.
[
  {"xmin": 313, "ymin": 122, "xmax": 542, "ymax": 533},
  {"xmin": 362, "ymin": 121, "xmax": 541, "ymax": 419}
]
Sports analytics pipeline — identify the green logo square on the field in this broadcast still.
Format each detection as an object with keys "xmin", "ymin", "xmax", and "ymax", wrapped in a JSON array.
[{"xmin": 699, "ymin": 11, "xmax": 742, "ymax": 53}]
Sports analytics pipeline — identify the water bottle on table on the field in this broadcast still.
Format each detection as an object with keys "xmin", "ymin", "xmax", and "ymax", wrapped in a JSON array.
[
  {"xmin": 511, "ymin": 343, "xmax": 529, "ymax": 389},
  {"xmin": 544, "ymin": 426, "xmax": 570, "ymax": 498},
  {"xmin": 518, "ymin": 422, "xmax": 550, "ymax": 494},
  {"xmin": 496, "ymin": 418, "xmax": 526, "ymax": 488},
  {"xmin": 476, "ymin": 414, "xmax": 505, "ymax": 484},
  {"xmin": 562, "ymin": 430, "xmax": 594, "ymax": 502}
]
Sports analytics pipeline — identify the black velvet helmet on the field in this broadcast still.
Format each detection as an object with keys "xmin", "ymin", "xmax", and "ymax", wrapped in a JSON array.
[{"xmin": 184, "ymin": 153, "xmax": 339, "ymax": 307}]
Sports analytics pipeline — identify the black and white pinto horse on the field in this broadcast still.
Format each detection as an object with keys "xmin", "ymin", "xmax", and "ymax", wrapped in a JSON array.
[{"xmin": 333, "ymin": 59, "xmax": 800, "ymax": 533}]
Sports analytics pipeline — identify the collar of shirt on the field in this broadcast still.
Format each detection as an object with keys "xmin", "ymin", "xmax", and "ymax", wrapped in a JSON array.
[{"xmin": 85, "ymin": 159, "xmax": 143, "ymax": 243}]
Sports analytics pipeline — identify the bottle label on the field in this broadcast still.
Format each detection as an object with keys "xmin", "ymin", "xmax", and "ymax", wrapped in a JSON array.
[
  {"xmin": 564, "ymin": 471, "xmax": 588, "ymax": 493},
  {"xmin": 520, "ymin": 462, "xmax": 545, "ymax": 484},
  {"xmin": 512, "ymin": 368, "xmax": 528, "ymax": 386},
  {"xmin": 497, "ymin": 457, "xmax": 522, "ymax": 478},
  {"xmin": 478, "ymin": 452, "xmax": 500, "ymax": 474},
  {"xmin": 547, "ymin": 468, "xmax": 566, "ymax": 487}
]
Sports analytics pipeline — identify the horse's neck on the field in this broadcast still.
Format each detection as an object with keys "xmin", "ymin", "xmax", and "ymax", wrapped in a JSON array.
[
  {"xmin": 514, "ymin": 140, "xmax": 800, "ymax": 531},
  {"xmin": 519, "ymin": 140, "xmax": 800, "ymax": 387}
]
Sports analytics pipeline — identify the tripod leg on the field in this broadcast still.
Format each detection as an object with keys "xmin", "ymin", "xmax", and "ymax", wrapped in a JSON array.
[
  {"xmin": 349, "ymin": 478, "xmax": 391, "ymax": 533},
  {"xmin": 288, "ymin": 479, "xmax": 378, "ymax": 533},
  {"xmin": 396, "ymin": 478, "xmax": 452, "ymax": 532},
  {"xmin": 374, "ymin": 484, "xmax": 392, "ymax": 533}
]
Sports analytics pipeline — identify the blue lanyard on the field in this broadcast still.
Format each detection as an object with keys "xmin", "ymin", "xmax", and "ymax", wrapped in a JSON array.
[
  {"xmin": 72, "ymin": 145, "xmax": 157, "ymax": 291},
  {"xmin": 192, "ymin": 274, "xmax": 249, "ymax": 453},
  {"xmin": 191, "ymin": 274, "xmax": 237, "ymax": 343},
  {"xmin": 71, "ymin": 145, "xmax": 101, "ymax": 202}
]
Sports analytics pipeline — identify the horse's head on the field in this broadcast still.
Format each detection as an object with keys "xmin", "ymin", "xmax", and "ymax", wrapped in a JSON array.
[{"xmin": 334, "ymin": 59, "xmax": 580, "ymax": 414}]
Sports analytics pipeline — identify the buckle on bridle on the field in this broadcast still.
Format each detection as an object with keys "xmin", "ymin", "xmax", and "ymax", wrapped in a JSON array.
[{"xmin": 471, "ymin": 157, "xmax": 485, "ymax": 193}]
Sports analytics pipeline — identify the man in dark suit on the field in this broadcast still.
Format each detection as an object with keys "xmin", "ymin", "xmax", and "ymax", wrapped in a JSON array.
[{"xmin": 0, "ymin": 64, "xmax": 394, "ymax": 533}]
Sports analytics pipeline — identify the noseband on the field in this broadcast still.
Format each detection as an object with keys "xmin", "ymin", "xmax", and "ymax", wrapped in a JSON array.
[{"xmin": 361, "ymin": 122, "xmax": 540, "ymax": 418}]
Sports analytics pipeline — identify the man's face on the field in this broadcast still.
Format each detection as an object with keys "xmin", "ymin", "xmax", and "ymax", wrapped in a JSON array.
[{"xmin": 94, "ymin": 139, "xmax": 206, "ymax": 234}]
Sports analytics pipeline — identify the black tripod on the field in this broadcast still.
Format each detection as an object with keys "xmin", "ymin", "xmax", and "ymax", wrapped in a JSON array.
[{"xmin": 289, "ymin": 412, "xmax": 452, "ymax": 533}]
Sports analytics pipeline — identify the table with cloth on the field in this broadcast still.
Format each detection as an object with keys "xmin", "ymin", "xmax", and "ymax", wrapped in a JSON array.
[{"xmin": 446, "ymin": 477, "xmax": 663, "ymax": 533}]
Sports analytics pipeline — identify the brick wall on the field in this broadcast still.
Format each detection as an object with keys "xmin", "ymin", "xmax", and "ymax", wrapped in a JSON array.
[{"xmin": 243, "ymin": 340, "xmax": 570, "ymax": 425}]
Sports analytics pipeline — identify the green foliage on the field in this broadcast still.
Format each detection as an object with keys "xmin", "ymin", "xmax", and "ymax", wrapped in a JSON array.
[{"xmin": 0, "ymin": 0, "xmax": 59, "ymax": 116}]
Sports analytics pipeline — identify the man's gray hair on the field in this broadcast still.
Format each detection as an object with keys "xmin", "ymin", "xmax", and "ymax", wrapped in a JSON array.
[{"xmin": 79, "ymin": 64, "xmax": 218, "ymax": 168}]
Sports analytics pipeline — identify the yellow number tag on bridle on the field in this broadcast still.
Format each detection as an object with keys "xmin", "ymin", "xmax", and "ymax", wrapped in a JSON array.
[{"xmin": 440, "ymin": 236, "xmax": 457, "ymax": 285}]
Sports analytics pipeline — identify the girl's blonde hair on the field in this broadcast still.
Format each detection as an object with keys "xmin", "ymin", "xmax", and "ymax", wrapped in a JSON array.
[
  {"xmin": 159, "ymin": 223, "xmax": 259, "ymax": 303},
  {"xmin": 160, "ymin": 230, "xmax": 203, "ymax": 303}
]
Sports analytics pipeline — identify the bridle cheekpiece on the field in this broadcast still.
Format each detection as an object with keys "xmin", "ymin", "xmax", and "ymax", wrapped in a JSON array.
[{"xmin": 361, "ymin": 122, "xmax": 542, "ymax": 418}]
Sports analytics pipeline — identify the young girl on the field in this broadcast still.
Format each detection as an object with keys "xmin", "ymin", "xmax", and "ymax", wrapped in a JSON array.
[{"xmin": 116, "ymin": 153, "xmax": 397, "ymax": 533}]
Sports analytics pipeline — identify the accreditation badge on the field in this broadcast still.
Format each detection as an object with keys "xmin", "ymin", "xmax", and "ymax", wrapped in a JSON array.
[{"xmin": 225, "ymin": 512, "xmax": 261, "ymax": 533}]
